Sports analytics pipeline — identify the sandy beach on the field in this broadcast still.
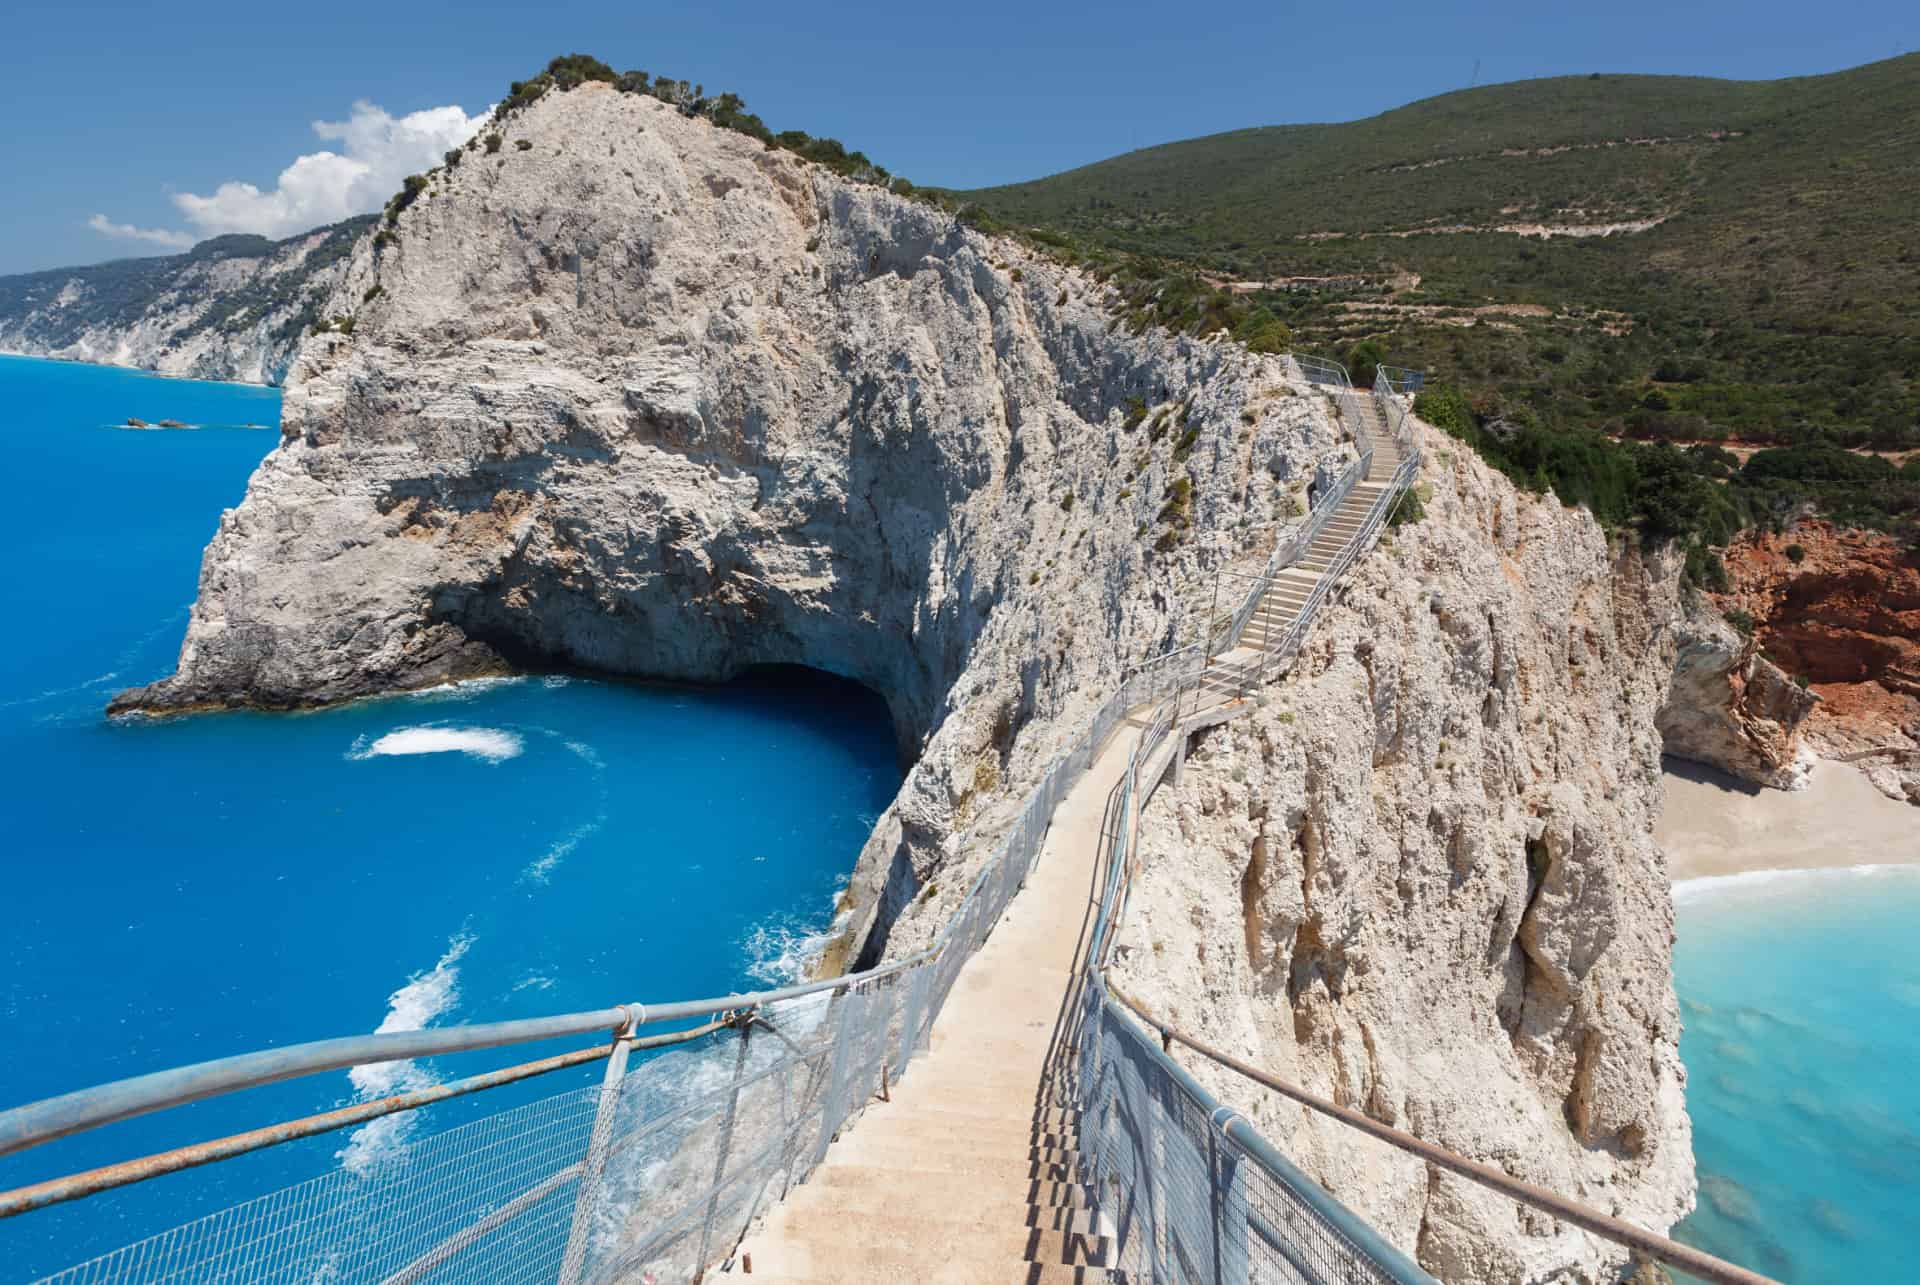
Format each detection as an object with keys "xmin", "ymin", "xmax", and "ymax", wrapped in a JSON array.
[{"xmin": 1657, "ymin": 758, "xmax": 1920, "ymax": 882}]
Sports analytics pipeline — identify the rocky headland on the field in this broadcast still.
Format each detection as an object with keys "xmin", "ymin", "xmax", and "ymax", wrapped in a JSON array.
[
  {"xmin": 111, "ymin": 77, "xmax": 1711, "ymax": 1278},
  {"xmin": 0, "ymin": 219, "xmax": 369, "ymax": 385}
]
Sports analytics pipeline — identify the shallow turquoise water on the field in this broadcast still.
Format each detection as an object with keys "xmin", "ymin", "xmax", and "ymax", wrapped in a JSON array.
[
  {"xmin": 0, "ymin": 356, "xmax": 900, "ymax": 1276},
  {"xmin": 1672, "ymin": 866, "xmax": 1920, "ymax": 1282}
]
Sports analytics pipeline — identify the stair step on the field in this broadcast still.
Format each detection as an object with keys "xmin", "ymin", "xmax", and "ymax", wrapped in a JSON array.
[
  {"xmin": 833, "ymin": 1135, "xmax": 1082, "ymax": 1169},
  {"xmin": 766, "ymin": 1206, "xmax": 1112, "ymax": 1266},
  {"xmin": 804, "ymin": 1161, "xmax": 1098, "ymax": 1203},
  {"xmin": 817, "ymin": 1146, "xmax": 1079, "ymax": 1183},
  {"xmin": 782, "ymin": 1174, "xmax": 1108, "ymax": 1232}
]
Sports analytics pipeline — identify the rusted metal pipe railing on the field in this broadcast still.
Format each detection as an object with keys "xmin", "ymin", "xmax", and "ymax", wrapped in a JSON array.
[{"xmin": 0, "ymin": 1017, "xmax": 734, "ymax": 1219}]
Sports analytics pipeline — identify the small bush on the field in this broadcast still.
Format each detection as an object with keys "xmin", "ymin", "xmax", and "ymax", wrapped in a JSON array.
[
  {"xmin": 1724, "ymin": 607, "xmax": 1757, "ymax": 636},
  {"xmin": 515, "ymin": 139, "xmax": 533, "ymax": 151},
  {"xmin": 362, "ymin": 284, "xmax": 384, "ymax": 304},
  {"xmin": 1785, "ymin": 543, "xmax": 1807, "ymax": 563},
  {"xmin": 484, "ymin": 133, "xmax": 503, "ymax": 155},
  {"xmin": 544, "ymin": 53, "xmax": 617, "ymax": 90},
  {"xmin": 1387, "ymin": 484, "xmax": 1428, "ymax": 527},
  {"xmin": 383, "ymin": 174, "xmax": 429, "ymax": 226},
  {"xmin": 1060, "ymin": 492, "xmax": 1074, "ymax": 512}
]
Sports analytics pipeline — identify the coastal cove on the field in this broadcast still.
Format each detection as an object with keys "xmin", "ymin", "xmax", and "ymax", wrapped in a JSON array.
[
  {"xmin": 0, "ymin": 355, "xmax": 902, "ymax": 1279},
  {"xmin": 1660, "ymin": 762, "xmax": 1920, "ymax": 1282}
]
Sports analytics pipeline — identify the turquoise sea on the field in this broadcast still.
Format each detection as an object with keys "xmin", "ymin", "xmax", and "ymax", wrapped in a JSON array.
[
  {"xmin": 1672, "ymin": 866, "xmax": 1920, "ymax": 1282},
  {"xmin": 0, "ymin": 355, "xmax": 901, "ymax": 1278}
]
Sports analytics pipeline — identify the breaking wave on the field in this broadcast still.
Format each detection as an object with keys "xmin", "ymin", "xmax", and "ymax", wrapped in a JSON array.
[
  {"xmin": 1674, "ymin": 863, "xmax": 1920, "ymax": 906},
  {"xmin": 347, "ymin": 726, "xmax": 524, "ymax": 763},
  {"xmin": 337, "ymin": 933, "xmax": 475, "ymax": 1175},
  {"xmin": 741, "ymin": 914, "xmax": 836, "ymax": 988}
]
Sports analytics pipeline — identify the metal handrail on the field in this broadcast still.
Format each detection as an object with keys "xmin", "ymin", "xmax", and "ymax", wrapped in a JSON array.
[
  {"xmin": 1374, "ymin": 364, "xmax": 1423, "ymax": 395},
  {"xmin": 1372, "ymin": 367, "xmax": 1415, "ymax": 447},
  {"xmin": 1084, "ymin": 397, "xmax": 1781, "ymax": 1285},
  {"xmin": 1086, "ymin": 972, "xmax": 1437, "ymax": 1284},
  {"xmin": 1104, "ymin": 985, "xmax": 1780, "ymax": 1285},
  {"xmin": 1292, "ymin": 353, "xmax": 1351, "ymax": 388}
]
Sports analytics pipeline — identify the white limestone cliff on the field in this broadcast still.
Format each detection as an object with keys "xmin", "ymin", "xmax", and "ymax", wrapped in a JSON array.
[{"xmin": 114, "ymin": 80, "xmax": 1696, "ymax": 1277}]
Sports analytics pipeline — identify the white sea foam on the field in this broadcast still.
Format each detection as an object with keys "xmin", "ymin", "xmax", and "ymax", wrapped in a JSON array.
[
  {"xmin": 563, "ymin": 738, "xmax": 605, "ymax": 769},
  {"xmin": 520, "ymin": 820, "xmax": 601, "ymax": 885},
  {"xmin": 337, "ymin": 933, "xmax": 474, "ymax": 1174},
  {"xmin": 380, "ymin": 675, "xmax": 530, "ymax": 707},
  {"xmin": 512, "ymin": 973, "xmax": 556, "ymax": 993},
  {"xmin": 347, "ymin": 726, "xmax": 524, "ymax": 763},
  {"xmin": 741, "ymin": 915, "xmax": 836, "ymax": 988},
  {"xmin": 1673, "ymin": 862, "xmax": 1920, "ymax": 906}
]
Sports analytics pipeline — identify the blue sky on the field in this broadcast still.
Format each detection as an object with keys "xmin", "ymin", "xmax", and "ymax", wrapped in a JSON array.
[{"xmin": 0, "ymin": 0, "xmax": 1912, "ymax": 274}]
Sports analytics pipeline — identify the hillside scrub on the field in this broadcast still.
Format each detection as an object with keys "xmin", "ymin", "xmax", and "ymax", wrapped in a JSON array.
[
  {"xmin": 1414, "ymin": 382, "xmax": 1920, "ymax": 576},
  {"xmin": 960, "ymin": 54, "xmax": 1920, "ymax": 475}
]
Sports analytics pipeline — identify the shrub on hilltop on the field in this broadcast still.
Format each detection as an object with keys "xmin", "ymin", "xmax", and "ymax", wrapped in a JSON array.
[{"xmin": 482, "ymin": 53, "xmax": 897, "ymax": 189}]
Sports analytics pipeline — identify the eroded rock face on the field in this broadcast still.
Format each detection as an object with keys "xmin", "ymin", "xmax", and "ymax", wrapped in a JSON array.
[
  {"xmin": 1112, "ymin": 436, "xmax": 1693, "ymax": 1282},
  {"xmin": 1714, "ymin": 521, "xmax": 1920, "ymax": 805},
  {"xmin": 1658, "ymin": 611, "xmax": 1816, "ymax": 789},
  {"xmin": 110, "ymin": 83, "xmax": 1343, "ymax": 963}
]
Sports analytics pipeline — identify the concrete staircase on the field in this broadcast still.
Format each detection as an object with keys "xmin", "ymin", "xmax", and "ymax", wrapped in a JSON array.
[{"xmin": 1196, "ymin": 396, "xmax": 1404, "ymax": 707}]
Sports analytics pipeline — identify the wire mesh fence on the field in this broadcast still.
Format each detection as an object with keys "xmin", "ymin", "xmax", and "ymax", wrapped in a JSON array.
[
  {"xmin": 1071, "ymin": 974, "xmax": 1434, "ymax": 1285},
  {"xmin": 35, "ymin": 1086, "xmax": 602, "ymax": 1285}
]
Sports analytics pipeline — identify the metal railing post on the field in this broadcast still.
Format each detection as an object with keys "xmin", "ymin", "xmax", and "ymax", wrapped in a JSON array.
[
  {"xmin": 813, "ymin": 986, "xmax": 859, "ymax": 1167},
  {"xmin": 693, "ymin": 1020, "xmax": 753, "ymax": 1281},
  {"xmin": 558, "ymin": 1006, "xmax": 642, "ymax": 1285}
]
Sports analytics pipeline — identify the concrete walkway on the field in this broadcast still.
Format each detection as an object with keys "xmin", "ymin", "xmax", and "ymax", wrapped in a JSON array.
[
  {"xmin": 731, "ymin": 393, "xmax": 1410, "ymax": 1283},
  {"xmin": 731, "ymin": 713, "xmax": 1142, "ymax": 1283}
]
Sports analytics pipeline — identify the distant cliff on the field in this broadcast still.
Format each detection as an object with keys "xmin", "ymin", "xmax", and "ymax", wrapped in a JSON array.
[{"xmin": 0, "ymin": 218, "xmax": 371, "ymax": 385}]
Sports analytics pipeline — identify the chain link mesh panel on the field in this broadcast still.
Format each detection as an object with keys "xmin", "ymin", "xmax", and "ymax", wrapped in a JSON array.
[
  {"xmin": 33, "ymin": 1086, "xmax": 600, "ymax": 1285},
  {"xmin": 1073, "ymin": 977, "xmax": 1430, "ymax": 1285}
]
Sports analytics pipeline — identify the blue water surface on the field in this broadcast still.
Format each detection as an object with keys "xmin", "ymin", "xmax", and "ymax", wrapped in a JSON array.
[
  {"xmin": 1672, "ymin": 866, "xmax": 1920, "ymax": 1283},
  {"xmin": 0, "ymin": 355, "xmax": 901, "ymax": 1277}
]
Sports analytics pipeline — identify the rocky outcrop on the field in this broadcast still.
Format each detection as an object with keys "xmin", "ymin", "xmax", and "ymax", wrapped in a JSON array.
[
  {"xmin": 1112, "ymin": 437, "xmax": 1693, "ymax": 1282},
  {"xmin": 114, "ymin": 79, "xmax": 1698, "ymax": 1276},
  {"xmin": 1657, "ymin": 610, "xmax": 1816, "ymax": 789},
  {"xmin": 111, "ymin": 82, "xmax": 1347, "ymax": 962},
  {"xmin": 1715, "ymin": 521, "xmax": 1920, "ymax": 805},
  {"xmin": 0, "ymin": 220, "xmax": 369, "ymax": 385}
]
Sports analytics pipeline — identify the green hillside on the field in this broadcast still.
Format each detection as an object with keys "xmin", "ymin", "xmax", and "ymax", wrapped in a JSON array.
[{"xmin": 962, "ymin": 56, "xmax": 1920, "ymax": 456}]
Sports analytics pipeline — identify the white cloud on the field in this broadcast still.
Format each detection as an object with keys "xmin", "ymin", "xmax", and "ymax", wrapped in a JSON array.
[
  {"xmin": 86, "ymin": 214, "xmax": 194, "ymax": 250},
  {"xmin": 93, "ymin": 99, "xmax": 491, "ymax": 249}
]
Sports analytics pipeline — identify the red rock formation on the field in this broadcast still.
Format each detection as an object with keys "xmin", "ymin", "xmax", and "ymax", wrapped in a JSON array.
[{"xmin": 1713, "ymin": 521, "xmax": 1920, "ymax": 802}]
